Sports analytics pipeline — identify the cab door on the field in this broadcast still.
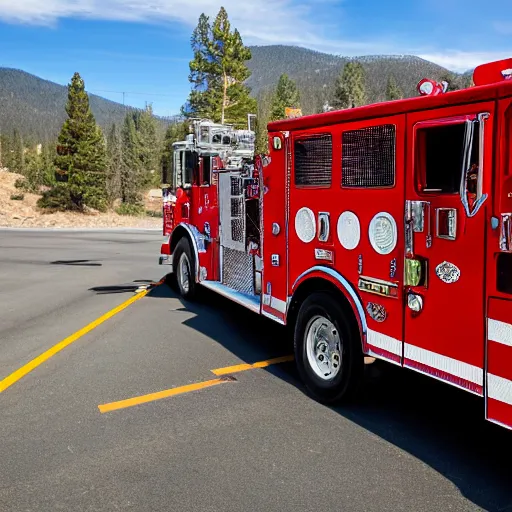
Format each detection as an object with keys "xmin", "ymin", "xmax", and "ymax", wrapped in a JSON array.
[
  {"xmin": 485, "ymin": 99, "xmax": 512, "ymax": 429},
  {"xmin": 403, "ymin": 102, "xmax": 494, "ymax": 394}
]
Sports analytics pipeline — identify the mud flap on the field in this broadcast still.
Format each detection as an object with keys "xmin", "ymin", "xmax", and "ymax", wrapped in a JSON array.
[{"xmin": 486, "ymin": 298, "xmax": 512, "ymax": 429}]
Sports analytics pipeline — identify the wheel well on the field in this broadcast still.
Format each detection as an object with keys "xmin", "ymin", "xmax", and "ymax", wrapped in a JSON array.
[
  {"xmin": 287, "ymin": 277, "xmax": 361, "ymax": 341},
  {"xmin": 170, "ymin": 226, "xmax": 190, "ymax": 254}
]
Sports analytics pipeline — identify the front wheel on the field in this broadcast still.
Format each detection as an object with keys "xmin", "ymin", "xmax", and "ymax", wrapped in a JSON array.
[
  {"xmin": 294, "ymin": 292, "xmax": 364, "ymax": 404},
  {"xmin": 173, "ymin": 238, "xmax": 197, "ymax": 300}
]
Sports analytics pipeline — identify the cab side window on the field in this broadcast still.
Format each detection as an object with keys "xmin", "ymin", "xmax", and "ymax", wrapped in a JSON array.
[{"xmin": 416, "ymin": 122, "xmax": 480, "ymax": 194}]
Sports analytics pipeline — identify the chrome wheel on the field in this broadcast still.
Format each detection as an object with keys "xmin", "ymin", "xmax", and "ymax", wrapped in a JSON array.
[
  {"xmin": 178, "ymin": 252, "xmax": 191, "ymax": 294},
  {"xmin": 305, "ymin": 315, "xmax": 342, "ymax": 381}
]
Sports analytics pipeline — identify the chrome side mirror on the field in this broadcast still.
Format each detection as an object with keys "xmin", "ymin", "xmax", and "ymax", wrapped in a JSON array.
[{"xmin": 460, "ymin": 113, "xmax": 489, "ymax": 218}]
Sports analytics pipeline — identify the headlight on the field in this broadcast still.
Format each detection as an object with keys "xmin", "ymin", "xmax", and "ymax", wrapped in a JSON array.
[{"xmin": 369, "ymin": 212, "xmax": 397, "ymax": 255}]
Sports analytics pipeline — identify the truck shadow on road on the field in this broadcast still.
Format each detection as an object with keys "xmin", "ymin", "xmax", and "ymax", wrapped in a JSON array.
[{"xmin": 148, "ymin": 280, "xmax": 512, "ymax": 512}]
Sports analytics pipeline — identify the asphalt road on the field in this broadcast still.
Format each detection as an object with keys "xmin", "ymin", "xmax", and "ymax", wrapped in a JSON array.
[{"xmin": 1, "ymin": 228, "xmax": 511, "ymax": 512}]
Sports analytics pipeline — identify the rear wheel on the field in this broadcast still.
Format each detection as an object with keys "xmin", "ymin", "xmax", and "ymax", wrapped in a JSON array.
[
  {"xmin": 294, "ymin": 292, "xmax": 363, "ymax": 404},
  {"xmin": 173, "ymin": 238, "xmax": 197, "ymax": 300}
]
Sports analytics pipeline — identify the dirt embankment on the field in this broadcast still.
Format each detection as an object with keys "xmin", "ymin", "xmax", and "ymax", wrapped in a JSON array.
[{"xmin": 0, "ymin": 169, "xmax": 162, "ymax": 229}]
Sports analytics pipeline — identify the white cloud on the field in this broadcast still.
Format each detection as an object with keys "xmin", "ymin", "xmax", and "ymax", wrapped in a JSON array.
[
  {"xmin": 0, "ymin": 0, "xmax": 409, "ymax": 59},
  {"xmin": 1, "ymin": 0, "xmax": 510, "ymax": 73},
  {"xmin": 418, "ymin": 50, "xmax": 512, "ymax": 72},
  {"xmin": 0, "ymin": 0, "xmax": 396, "ymax": 56},
  {"xmin": 0, "ymin": 0, "xmax": 323, "ymax": 43}
]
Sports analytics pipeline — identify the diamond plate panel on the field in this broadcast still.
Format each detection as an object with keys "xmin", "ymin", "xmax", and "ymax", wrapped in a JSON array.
[{"xmin": 222, "ymin": 247, "xmax": 254, "ymax": 295}]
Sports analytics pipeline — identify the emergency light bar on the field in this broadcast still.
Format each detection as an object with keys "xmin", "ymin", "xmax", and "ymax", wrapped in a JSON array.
[{"xmin": 473, "ymin": 57, "xmax": 512, "ymax": 86}]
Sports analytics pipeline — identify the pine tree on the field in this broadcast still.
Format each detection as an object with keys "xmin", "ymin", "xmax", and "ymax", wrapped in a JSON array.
[
  {"xmin": 332, "ymin": 61, "xmax": 367, "ymax": 109},
  {"xmin": 49, "ymin": 72, "xmax": 107, "ymax": 211},
  {"xmin": 185, "ymin": 13, "xmax": 222, "ymax": 121},
  {"xmin": 137, "ymin": 104, "xmax": 160, "ymax": 188},
  {"xmin": 41, "ymin": 142, "xmax": 56, "ymax": 187},
  {"xmin": 184, "ymin": 7, "xmax": 256, "ymax": 128},
  {"xmin": 461, "ymin": 73, "xmax": 474, "ymax": 88},
  {"xmin": 439, "ymin": 72, "xmax": 460, "ymax": 92},
  {"xmin": 106, "ymin": 123, "xmax": 122, "ymax": 206},
  {"xmin": 120, "ymin": 111, "xmax": 143, "ymax": 205},
  {"xmin": 270, "ymin": 74, "xmax": 300, "ymax": 121},
  {"xmin": 255, "ymin": 89, "xmax": 273, "ymax": 154},
  {"xmin": 9, "ymin": 129, "xmax": 24, "ymax": 174},
  {"xmin": 0, "ymin": 133, "xmax": 10, "ymax": 169},
  {"xmin": 22, "ymin": 145, "xmax": 43, "ymax": 192},
  {"xmin": 386, "ymin": 74, "xmax": 403, "ymax": 101}
]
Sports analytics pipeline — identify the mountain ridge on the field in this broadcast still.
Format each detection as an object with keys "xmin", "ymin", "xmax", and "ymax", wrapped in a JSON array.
[
  {"xmin": 0, "ymin": 45, "xmax": 474, "ymax": 140},
  {"xmin": 0, "ymin": 67, "xmax": 178, "ymax": 142},
  {"xmin": 245, "ymin": 45, "xmax": 473, "ymax": 114}
]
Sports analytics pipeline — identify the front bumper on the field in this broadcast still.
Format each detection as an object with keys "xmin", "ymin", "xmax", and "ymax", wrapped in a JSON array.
[
  {"xmin": 159, "ymin": 253, "xmax": 173, "ymax": 269},
  {"xmin": 159, "ymin": 236, "xmax": 173, "ymax": 268}
]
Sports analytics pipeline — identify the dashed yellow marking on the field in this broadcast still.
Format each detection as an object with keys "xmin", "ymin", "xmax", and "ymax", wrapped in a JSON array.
[
  {"xmin": 0, "ymin": 283, "xmax": 159, "ymax": 393},
  {"xmin": 211, "ymin": 355, "xmax": 294, "ymax": 376},
  {"xmin": 98, "ymin": 377, "xmax": 234, "ymax": 413}
]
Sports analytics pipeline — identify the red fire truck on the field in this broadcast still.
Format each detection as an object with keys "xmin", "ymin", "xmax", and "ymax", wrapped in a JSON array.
[{"xmin": 160, "ymin": 58, "xmax": 512, "ymax": 430}]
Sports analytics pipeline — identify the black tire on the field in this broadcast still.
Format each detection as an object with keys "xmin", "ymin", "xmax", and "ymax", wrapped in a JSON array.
[
  {"xmin": 173, "ymin": 237, "xmax": 197, "ymax": 300},
  {"xmin": 294, "ymin": 292, "xmax": 364, "ymax": 404}
]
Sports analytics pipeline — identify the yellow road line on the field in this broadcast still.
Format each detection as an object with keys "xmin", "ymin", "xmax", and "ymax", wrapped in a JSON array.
[
  {"xmin": 98, "ymin": 377, "xmax": 234, "ymax": 413},
  {"xmin": 211, "ymin": 355, "xmax": 294, "ymax": 376},
  {"xmin": 0, "ymin": 288, "xmax": 152, "ymax": 394}
]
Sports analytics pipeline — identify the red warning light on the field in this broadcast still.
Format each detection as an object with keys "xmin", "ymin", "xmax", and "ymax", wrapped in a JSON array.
[{"xmin": 473, "ymin": 58, "xmax": 512, "ymax": 86}]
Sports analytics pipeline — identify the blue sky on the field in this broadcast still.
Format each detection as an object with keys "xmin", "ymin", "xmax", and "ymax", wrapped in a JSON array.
[{"xmin": 0, "ymin": 0, "xmax": 511, "ymax": 116}]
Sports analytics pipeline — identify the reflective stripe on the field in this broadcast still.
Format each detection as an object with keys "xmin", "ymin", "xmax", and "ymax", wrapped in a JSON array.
[
  {"xmin": 367, "ymin": 329, "xmax": 402, "ymax": 356},
  {"xmin": 404, "ymin": 343, "xmax": 482, "ymax": 386},
  {"xmin": 270, "ymin": 297, "xmax": 287, "ymax": 314},
  {"xmin": 366, "ymin": 330, "xmax": 483, "ymax": 387},
  {"xmin": 488, "ymin": 374, "xmax": 512, "ymax": 406},
  {"xmin": 488, "ymin": 319, "xmax": 512, "ymax": 347},
  {"xmin": 263, "ymin": 295, "xmax": 287, "ymax": 314},
  {"xmin": 262, "ymin": 309, "xmax": 286, "ymax": 325}
]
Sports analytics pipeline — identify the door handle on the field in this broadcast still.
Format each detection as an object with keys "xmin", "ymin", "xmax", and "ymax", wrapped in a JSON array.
[
  {"xmin": 405, "ymin": 200, "xmax": 431, "ymax": 253},
  {"xmin": 500, "ymin": 213, "xmax": 512, "ymax": 251},
  {"xmin": 318, "ymin": 212, "xmax": 330, "ymax": 242}
]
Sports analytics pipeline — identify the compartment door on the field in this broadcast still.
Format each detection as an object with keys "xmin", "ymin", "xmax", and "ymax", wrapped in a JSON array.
[{"xmin": 261, "ymin": 135, "xmax": 289, "ymax": 322}]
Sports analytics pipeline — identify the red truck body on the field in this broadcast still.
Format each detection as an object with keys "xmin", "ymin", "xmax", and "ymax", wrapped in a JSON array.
[{"xmin": 161, "ymin": 59, "xmax": 512, "ymax": 430}]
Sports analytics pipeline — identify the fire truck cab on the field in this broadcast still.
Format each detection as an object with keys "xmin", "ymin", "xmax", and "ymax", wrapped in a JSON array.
[{"xmin": 161, "ymin": 59, "xmax": 512, "ymax": 431}]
